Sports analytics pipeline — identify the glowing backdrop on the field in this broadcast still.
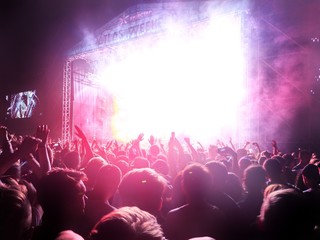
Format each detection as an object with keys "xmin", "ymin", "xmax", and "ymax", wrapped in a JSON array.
[
  {"xmin": 69, "ymin": 2, "xmax": 250, "ymax": 146},
  {"xmin": 99, "ymin": 13, "xmax": 246, "ymax": 143}
]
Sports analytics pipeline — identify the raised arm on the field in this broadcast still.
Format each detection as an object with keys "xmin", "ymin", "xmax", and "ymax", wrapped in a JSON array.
[
  {"xmin": 0, "ymin": 126, "xmax": 15, "ymax": 175},
  {"xmin": 184, "ymin": 137, "xmax": 198, "ymax": 162},
  {"xmin": 272, "ymin": 140, "xmax": 279, "ymax": 156},
  {"xmin": 0, "ymin": 126, "xmax": 13, "ymax": 156},
  {"xmin": 167, "ymin": 133, "xmax": 178, "ymax": 178},
  {"xmin": 252, "ymin": 142, "xmax": 261, "ymax": 159},
  {"xmin": 129, "ymin": 133, "xmax": 144, "ymax": 159},
  {"xmin": 229, "ymin": 137, "xmax": 236, "ymax": 151},
  {"xmin": 225, "ymin": 146, "xmax": 240, "ymax": 176},
  {"xmin": 35, "ymin": 124, "xmax": 52, "ymax": 177},
  {"xmin": 148, "ymin": 135, "xmax": 155, "ymax": 146},
  {"xmin": 243, "ymin": 141, "xmax": 250, "ymax": 150},
  {"xmin": 74, "ymin": 125, "xmax": 94, "ymax": 168},
  {"xmin": 0, "ymin": 135, "xmax": 41, "ymax": 177}
]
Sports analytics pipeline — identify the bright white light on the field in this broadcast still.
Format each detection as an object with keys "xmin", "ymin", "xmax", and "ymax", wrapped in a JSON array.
[{"xmin": 96, "ymin": 11, "xmax": 246, "ymax": 144}]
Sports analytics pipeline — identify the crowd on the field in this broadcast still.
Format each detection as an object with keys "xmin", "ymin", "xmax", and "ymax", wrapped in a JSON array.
[{"xmin": 0, "ymin": 124, "xmax": 320, "ymax": 240}]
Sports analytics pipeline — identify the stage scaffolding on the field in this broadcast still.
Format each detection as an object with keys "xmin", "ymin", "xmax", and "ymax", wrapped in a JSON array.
[{"xmin": 62, "ymin": 1, "xmax": 250, "ymax": 144}]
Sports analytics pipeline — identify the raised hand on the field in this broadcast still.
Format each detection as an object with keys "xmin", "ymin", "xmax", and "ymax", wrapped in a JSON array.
[
  {"xmin": 74, "ymin": 125, "xmax": 86, "ymax": 140},
  {"xmin": 272, "ymin": 140, "xmax": 277, "ymax": 148},
  {"xmin": 148, "ymin": 135, "xmax": 155, "ymax": 145},
  {"xmin": 168, "ymin": 132, "xmax": 176, "ymax": 149},
  {"xmin": 184, "ymin": 136, "xmax": 199, "ymax": 162},
  {"xmin": 36, "ymin": 125, "xmax": 50, "ymax": 145},
  {"xmin": 114, "ymin": 140, "xmax": 119, "ymax": 153},
  {"xmin": 105, "ymin": 140, "xmax": 113, "ymax": 151},
  {"xmin": 19, "ymin": 136, "xmax": 42, "ymax": 157},
  {"xmin": 217, "ymin": 139, "xmax": 226, "ymax": 147},
  {"xmin": 132, "ymin": 133, "xmax": 144, "ymax": 147},
  {"xmin": 74, "ymin": 125, "xmax": 94, "ymax": 167},
  {"xmin": 228, "ymin": 137, "xmax": 236, "ymax": 151},
  {"xmin": 0, "ymin": 126, "xmax": 13, "ymax": 154},
  {"xmin": 137, "ymin": 133, "xmax": 144, "ymax": 142},
  {"xmin": 243, "ymin": 141, "xmax": 250, "ymax": 149},
  {"xmin": 272, "ymin": 140, "xmax": 279, "ymax": 155},
  {"xmin": 184, "ymin": 137, "xmax": 191, "ymax": 145},
  {"xmin": 197, "ymin": 141, "xmax": 204, "ymax": 151},
  {"xmin": 0, "ymin": 126, "xmax": 9, "ymax": 144}
]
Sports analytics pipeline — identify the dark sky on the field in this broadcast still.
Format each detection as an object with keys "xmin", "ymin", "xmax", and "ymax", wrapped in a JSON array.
[{"xmin": 0, "ymin": 0, "xmax": 139, "ymax": 93}]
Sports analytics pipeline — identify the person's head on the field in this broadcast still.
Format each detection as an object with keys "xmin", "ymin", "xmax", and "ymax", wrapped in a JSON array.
[
  {"xmin": 55, "ymin": 230, "xmax": 84, "ymax": 240},
  {"xmin": 261, "ymin": 150, "xmax": 272, "ymax": 159},
  {"xmin": 107, "ymin": 153, "xmax": 116, "ymax": 163},
  {"xmin": 131, "ymin": 157, "xmax": 150, "ymax": 169},
  {"xmin": 224, "ymin": 172, "xmax": 243, "ymax": 202},
  {"xmin": 282, "ymin": 153, "xmax": 296, "ymax": 169},
  {"xmin": 238, "ymin": 157, "xmax": 252, "ymax": 174},
  {"xmin": 83, "ymin": 157, "xmax": 107, "ymax": 190},
  {"xmin": 272, "ymin": 156, "xmax": 286, "ymax": 169},
  {"xmin": 236, "ymin": 148, "xmax": 247, "ymax": 160},
  {"xmin": 298, "ymin": 149, "xmax": 311, "ymax": 163},
  {"xmin": 63, "ymin": 151, "xmax": 81, "ymax": 170},
  {"xmin": 116, "ymin": 150, "xmax": 128, "ymax": 157},
  {"xmin": 3, "ymin": 161, "xmax": 21, "ymax": 180},
  {"xmin": 302, "ymin": 164, "xmax": 319, "ymax": 188},
  {"xmin": 38, "ymin": 168, "xmax": 87, "ymax": 223},
  {"xmin": 171, "ymin": 170, "xmax": 186, "ymax": 208},
  {"xmin": 243, "ymin": 165, "xmax": 266, "ymax": 192},
  {"xmin": 182, "ymin": 163, "xmax": 212, "ymax": 203},
  {"xmin": 114, "ymin": 160, "xmax": 130, "ymax": 176},
  {"xmin": 258, "ymin": 156, "xmax": 267, "ymax": 166},
  {"xmin": 259, "ymin": 188, "xmax": 313, "ymax": 240},
  {"xmin": 116, "ymin": 155, "xmax": 129, "ymax": 163},
  {"xmin": 208, "ymin": 145, "xmax": 218, "ymax": 160},
  {"xmin": 263, "ymin": 158, "xmax": 282, "ymax": 181},
  {"xmin": 263, "ymin": 184, "xmax": 287, "ymax": 198},
  {"xmin": 89, "ymin": 206, "xmax": 164, "ymax": 240},
  {"xmin": 149, "ymin": 145, "xmax": 160, "ymax": 157},
  {"xmin": 119, "ymin": 168, "xmax": 167, "ymax": 215},
  {"xmin": 156, "ymin": 154, "xmax": 167, "ymax": 162},
  {"xmin": 189, "ymin": 238, "xmax": 215, "ymax": 240},
  {"xmin": 93, "ymin": 164, "xmax": 122, "ymax": 200},
  {"xmin": 0, "ymin": 178, "xmax": 32, "ymax": 240},
  {"xmin": 152, "ymin": 159, "xmax": 169, "ymax": 176},
  {"xmin": 205, "ymin": 161, "xmax": 228, "ymax": 190}
]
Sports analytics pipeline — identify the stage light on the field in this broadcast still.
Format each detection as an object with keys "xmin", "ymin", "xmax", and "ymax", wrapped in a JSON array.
[{"xmin": 89, "ymin": 9, "xmax": 247, "ymax": 145}]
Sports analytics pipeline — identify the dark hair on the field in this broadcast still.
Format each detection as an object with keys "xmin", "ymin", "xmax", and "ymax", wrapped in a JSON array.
[
  {"xmin": 90, "ymin": 206, "xmax": 164, "ymax": 240},
  {"xmin": 62, "ymin": 151, "xmax": 80, "ymax": 170},
  {"xmin": 38, "ymin": 168, "xmax": 86, "ymax": 216},
  {"xmin": 302, "ymin": 164, "xmax": 319, "ymax": 181},
  {"xmin": 263, "ymin": 158, "xmax": 282, "ymax": 179},
  {"xmin": 260, "ymin": 188, "xmax": 313, "ymax": 240},
  {"xmin": 243, "ymin": 165, "xmax": 266, "ymax": 191},
  {"xmin": 119, "ymin": 168, "xmax": 167, "ymax": 214},
  {"xmin": 131, "ymin": 157, "xmax": 150, "ymax": 169},
  {"xmin": 152, "ymin": 159, "xmax": 169, "ymax": 176},
  {"xmin": 94, "ymin": 164, "xmax": 122, "ymax": 199},
  {"xmin": 182, "ymin": 163, "xmax": 212, "ymax": 201},
  {"xmin": 0, "ymin": 178, "xmax": 31, "ymax": 239},
  {"xmin": 205, "ymin": 161, "xmax": 228, "ymax": 186}
]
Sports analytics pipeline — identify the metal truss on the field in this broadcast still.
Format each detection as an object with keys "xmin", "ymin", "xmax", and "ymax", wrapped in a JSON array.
[{"xmin": 62, "ymin": 59, "xmax": 72, "ymax": 144}]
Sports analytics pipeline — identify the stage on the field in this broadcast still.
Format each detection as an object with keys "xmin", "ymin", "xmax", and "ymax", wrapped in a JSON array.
[{"xmin": 62, "ymin": 0, "xmax": 318, "ymax": 152}]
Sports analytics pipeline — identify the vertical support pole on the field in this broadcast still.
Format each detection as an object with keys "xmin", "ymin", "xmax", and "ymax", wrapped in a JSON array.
[{"xmin": 62, "ymin": 59, "xmax": 72, "ymax": 144}]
